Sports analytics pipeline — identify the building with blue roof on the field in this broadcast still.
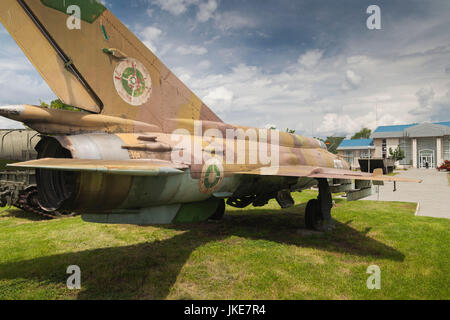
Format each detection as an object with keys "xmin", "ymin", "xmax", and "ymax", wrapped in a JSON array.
[
  {"xmin": 337, "ymin": 121, "xmax": 450, "ymax": 169},
  {"xmin": 371, "ymin": 121, "xmax": 450, "ymax": 169},
  {"xmin": 338, "ymin": 139, "xmax": 374, "ymax": 149},
  {"xmin": 337, "ymin": 139, "xmax": 375, "ymax": 169},
  {"xmin": 372, "ymin": 124, "xmax": 418, "ymax": 134}
]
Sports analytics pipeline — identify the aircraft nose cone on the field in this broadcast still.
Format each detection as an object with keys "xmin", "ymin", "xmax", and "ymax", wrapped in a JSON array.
[{"xmin": 0, "ymin": 105, "xmax": 25, "ymax": 119}]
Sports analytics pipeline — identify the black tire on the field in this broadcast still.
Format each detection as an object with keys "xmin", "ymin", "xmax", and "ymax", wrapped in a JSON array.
[
  {"xmin": 305, "ymin": 199, "xmax": 322, "ymax": 230},
  {"xmin": 209, "ymin": 199, "xmax": 226, "ymax": 221}
]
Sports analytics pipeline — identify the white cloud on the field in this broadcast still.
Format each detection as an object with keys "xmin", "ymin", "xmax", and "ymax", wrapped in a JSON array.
[
  {"xmin": 197, "ymin": 0, "xmax": 218, "ymax": 22},
  {"xmin": 0, "ymin": 70, "xmax": 53, "ymax": 100},
  {"xmin": 298, "ymin": 50, "xmax": 323, "ymax": 69},
  {"xmin": 0, "ymin": 118, "xmax": 25, "ymax": 129},
  {"xmin": 139, "ymin": 26, "xmax": 163, "ymax": 53},
  {"xmin": 198, "ymin": 60, "xmax": 211, "ymax": 70},
  {"xmin": 316, "ymin": 112, "xmax": 400, "ymax": 138},
  {"xmin": 214, "ymin": 11, "xmax": 257, "ymax": 31},
  {"xmin": 0, "ymin": 60, "xmax": 33, "ymax": 71},
  {"xmin": 175, "ymin": 45, "xmax": 208, "ymax": 55},
  {"xmin": 151, "ymin": 0, "xmax": 218, "ymax": 22},
  {"xmin": 317, "ymin": 113, "xmax": 363, "ymax": 137},
  {"xmin": 151, "ymin": 0, "xmax": 193, "ymax": 16},
  {"xmin": 0, "ymin": 68, "xmax": 54, "ymax": 129},
  {"xmin": 430, "ymin": 89, "xmax": 450, "ymax": 121},
  {"xmin": 1, "ymin": 1, "xmax": 449, "ymax": 137},
  {"xmin": 203, "ymin": 86, "xmax": 234, "ymax": 111},
  {"xmin": 410, "ymin": 87, "xmax": 435, "ymax": 115},
  {"xmin": 172, "ymin": 37, "xmax": 450, "ymax": 136},
  {"xmin": 342, "ymin": 70, "xmax": 362, "ymax": 91}
]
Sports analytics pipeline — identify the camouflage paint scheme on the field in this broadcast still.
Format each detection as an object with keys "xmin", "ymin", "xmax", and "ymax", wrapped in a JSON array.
[{"xmin": 0, "ymin": 0, "xmax": 420, "ymax": 226}]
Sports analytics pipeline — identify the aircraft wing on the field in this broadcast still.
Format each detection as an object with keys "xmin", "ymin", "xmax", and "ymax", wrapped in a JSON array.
[
  {"xmin": 235, "ymin": 165, "xmax": 422, "ymax": 183},
  {"xmin": 8, "ymin": 158, "xmax": 187, "ymax": 176}
]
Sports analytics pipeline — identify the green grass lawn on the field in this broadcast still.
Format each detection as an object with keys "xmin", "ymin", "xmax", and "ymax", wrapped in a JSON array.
[{"xmin": 0, "ymin": 190, "xmax": 448, "ymax": 300}]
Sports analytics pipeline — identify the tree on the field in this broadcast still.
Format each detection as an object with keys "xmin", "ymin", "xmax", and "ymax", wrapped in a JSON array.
[
  {"xmin": 286, "ymin": 128, "xmax": 296, "ymax": 134},
  {"xmin": 325, "ymin": 136, "xmax": 345, "ymax": 154},
  {"xmin": 351, "ymin": 128, "xmax": 372, "ymax": 140},
  {"xmin": 389, "ymin": 146, "xmax": 405, "ymax": 162},
  {"xmin": 40, "ymin": 99, "xmax": 82, "ymax": 112}
]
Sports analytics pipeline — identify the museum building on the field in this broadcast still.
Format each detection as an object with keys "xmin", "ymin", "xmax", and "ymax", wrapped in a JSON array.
[{"xmin": 337, "ymin": 121, "xmax": 450, "ymax": 169}]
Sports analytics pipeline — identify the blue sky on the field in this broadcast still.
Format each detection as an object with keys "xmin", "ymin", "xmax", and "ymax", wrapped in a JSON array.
[{"xmin": 0, "ymin": 0, "xmax": 449, "ymax": 137}]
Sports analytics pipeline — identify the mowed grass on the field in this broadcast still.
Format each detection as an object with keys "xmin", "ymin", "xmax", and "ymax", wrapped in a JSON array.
[{"xmin": 0, "ymin": 190, "xmax": 448, "ymax": 300}]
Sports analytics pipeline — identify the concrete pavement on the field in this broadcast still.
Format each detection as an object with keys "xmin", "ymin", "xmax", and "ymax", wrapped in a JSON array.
[{"xmin": 362, "ymin": 168, "xmax": 450, "ymax": 219}]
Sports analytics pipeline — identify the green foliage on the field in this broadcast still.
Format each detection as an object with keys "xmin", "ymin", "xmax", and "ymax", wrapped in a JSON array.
[
  {"xmin": 351, "ymin": 128, "xmax": 372, "ymax": 140},
  {"xmin": 40, "ymin": 99, "xmax": 83, "ymax": 112},
  {"xmin": 325, "ymin": 136, "xmax": 345, "ymax": 154},
  {"xmin": 286, "ymin": 128, "xmax": 296, "ymax": 134},
  {"xmin": 389, "ymin": 146, "xmax": 405, "ymax": 162}
]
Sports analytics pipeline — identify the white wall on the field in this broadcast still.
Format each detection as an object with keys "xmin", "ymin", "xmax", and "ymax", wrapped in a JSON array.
[
  {"xmin": 373, "ymin": 139, "xmax": 382, "ymax": 158},
  {"xmin": 437, "ymin": 137, "xmax": 442, "ymax": 166},
  {"xmin": 386, "ymin": 138, "xmax": 399, "ymax": 156}
]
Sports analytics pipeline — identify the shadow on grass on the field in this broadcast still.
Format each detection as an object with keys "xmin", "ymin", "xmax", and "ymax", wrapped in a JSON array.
[
  {"xmin": 0, "ymin": 204, "xmax": 404, "ymax": 299},
  {"xmin": 2, "ymin": 207, "xmax": 50, "ymax": 221}
]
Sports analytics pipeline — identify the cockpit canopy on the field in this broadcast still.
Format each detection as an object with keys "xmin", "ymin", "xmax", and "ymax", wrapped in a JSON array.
[{"xmin": 317, "ymin": 139, "xmax": 327, "ymax": 150}]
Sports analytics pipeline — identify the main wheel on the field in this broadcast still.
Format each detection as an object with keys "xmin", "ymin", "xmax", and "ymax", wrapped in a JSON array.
[
  {"xmin": 209, "ymin": 199, "xmax": 226, "ymax": 221},
  {"xmin": 305, "ymin": 199, "xmax": 323, "ymax": 230}
]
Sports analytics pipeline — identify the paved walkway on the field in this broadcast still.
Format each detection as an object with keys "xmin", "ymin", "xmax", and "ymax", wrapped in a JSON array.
[{"xmin": 363, "ymin": 169, "xmax": 450, "ymax": 219}]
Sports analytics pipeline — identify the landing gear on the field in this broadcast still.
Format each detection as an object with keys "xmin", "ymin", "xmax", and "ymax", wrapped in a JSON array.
[
  {"xmin": 209, "ymin": 199, "xmax": 225, "ymax": 221},
  {"xmin": 305, "ymin": 199, "xmax": 322, "ymax": 230},
  {"xmin": 305, "ymin": 179, "xmax": 334, "ymax": 231}
]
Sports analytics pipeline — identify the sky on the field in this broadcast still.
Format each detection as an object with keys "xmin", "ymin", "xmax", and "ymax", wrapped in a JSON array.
[{"xmin": 0, "ymin": 0, "xmax": 449, "ymax": 137}]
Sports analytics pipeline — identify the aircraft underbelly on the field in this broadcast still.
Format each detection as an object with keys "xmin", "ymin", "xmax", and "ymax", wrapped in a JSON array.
[
  {"xmin": 79, "ymin": 173, "xmax": 313, "ymax": 225},
  {"xmin": 117, "ymin": 172, "xmax": 236, "ymax": 209}
]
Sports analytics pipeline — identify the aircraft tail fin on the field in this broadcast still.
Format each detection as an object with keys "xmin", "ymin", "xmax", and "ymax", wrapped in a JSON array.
[{"xmin": 0, "ymin": 0, "xmax": 222, "ymax": 132}]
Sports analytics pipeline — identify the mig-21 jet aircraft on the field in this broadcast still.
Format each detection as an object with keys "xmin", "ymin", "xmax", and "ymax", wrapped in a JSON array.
[{"xmin": 0, "ymin": 0, "xmax": 420, "ymax": 230}]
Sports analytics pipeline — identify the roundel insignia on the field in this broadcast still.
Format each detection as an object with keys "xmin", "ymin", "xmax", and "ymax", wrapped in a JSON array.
[
  {"xmin": 199, "ymin": 160, "xmax": 224, "ymax": 194},
  {"xmin": 113, "ymin": 58, "xmax": 152, "ymax": 106}
]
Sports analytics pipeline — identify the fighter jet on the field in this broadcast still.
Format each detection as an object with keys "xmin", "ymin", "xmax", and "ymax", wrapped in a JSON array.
[{"xmin": 0, "ymin": 0, "xmax": 420, "ymax": 230}]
